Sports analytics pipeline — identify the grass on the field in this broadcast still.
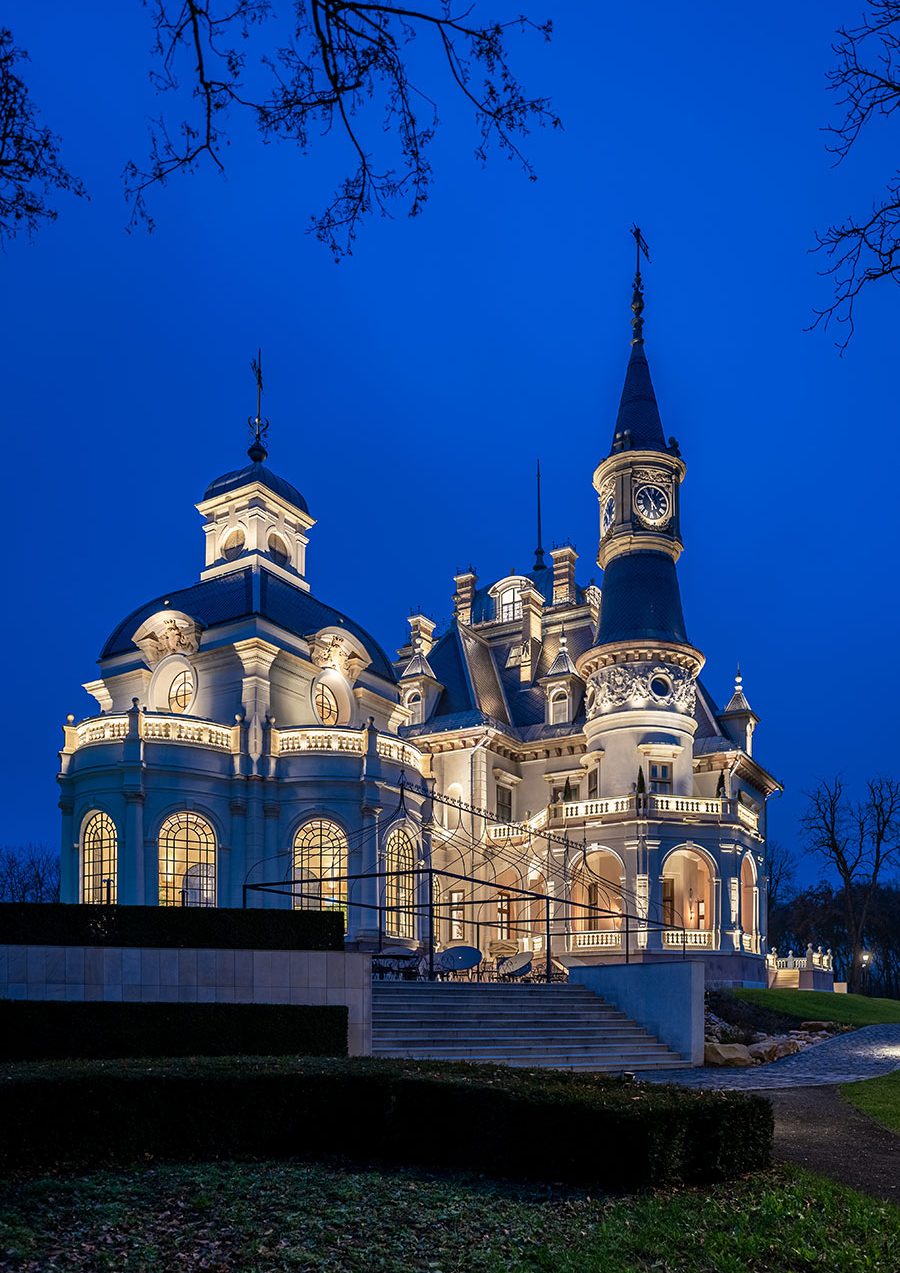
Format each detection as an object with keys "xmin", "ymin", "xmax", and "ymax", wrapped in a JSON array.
[
  {"xmin": 842, "ymin": 1070, "xmax": 900, "ymax": 1134},
  {"xmin": 734, "ymin": 988, "xmax": 900, "ymax": 1027},
  {"xmin": 1, "ymin": 1159, "xmax": 899, "ymax": 1272}
]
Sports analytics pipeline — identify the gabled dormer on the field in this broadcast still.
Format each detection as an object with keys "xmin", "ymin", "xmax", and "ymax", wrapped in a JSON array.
[{"xmin": 538, "ymin": 629, "xmax": 583, "ymax": 726}]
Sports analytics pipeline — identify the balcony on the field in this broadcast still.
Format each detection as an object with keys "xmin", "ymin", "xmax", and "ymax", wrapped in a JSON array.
[
  {"xmin": 274, "ymin": 728, "xmax": 422, "ymax": 771},
  {"xmin": 549, "ymin": 793, "xmax": 759, "ymax": 834}
]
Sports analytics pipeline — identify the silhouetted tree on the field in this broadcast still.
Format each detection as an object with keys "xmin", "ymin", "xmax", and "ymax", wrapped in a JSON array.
[
  {"xmin": 0, "ymin": 844, "xmax": 60, "ymax": 902},
  {"xmin": 800, "ymin": 775, "xmax": 900, "ymax": 992},
  {"xmin": 764, "ymin": 837, "xmax": 796, "ymax": 913},
  {"xmin": 814, "ymin": 1, "xmax": 900, "ymax": 348},
  {"xmin": 2, "ymin": 5, "xmax": 558, "ymax": 256},
  {"xmin": 0, "ymin": 29, "xmax": 86, "ymax": 243}
]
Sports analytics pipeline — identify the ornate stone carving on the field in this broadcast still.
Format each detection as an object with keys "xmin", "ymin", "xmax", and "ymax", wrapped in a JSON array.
[
  {"xmin": 309, "ymin": 633, "xmax": 368, "ymax": 683},
  {"xmin": 632, "ymin": 467, "xmax": 672, "ymax": 489},
  {"xmin": 591, "ymin": 663, "xmax": 696, "ymax": 713},
  {"xmin": 133, "ymin": 612, "xmax": 201, "ymax": 667}
]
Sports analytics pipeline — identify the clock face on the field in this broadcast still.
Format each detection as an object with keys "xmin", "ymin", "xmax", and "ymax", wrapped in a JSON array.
[
  {"xmin": 635, "ymin": 483, "xmax": 670, "ymax": 525},
  {"xmin": 602, "ymin": 494, "xmax": 615, "ymax": 535}
]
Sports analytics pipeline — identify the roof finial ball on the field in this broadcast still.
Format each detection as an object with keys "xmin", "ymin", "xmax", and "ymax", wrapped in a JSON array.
[
  {"xmin": 735, "ymin": 662, "xmax": 742, "ymax": 692},
  {"xmin": 248, "ymin": 348, "xmax": 269, "ymax": 463}
]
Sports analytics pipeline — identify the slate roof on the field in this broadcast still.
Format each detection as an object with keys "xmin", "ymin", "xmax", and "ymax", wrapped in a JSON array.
[
  {"xmin": 100, "ymin": 567, "xmax": 396, "ymax": 681},
  {"xmin": 469, "ymin": 565, "xmax": 586, "ymax": 624},
  {"xmin": 203, "ymin": 460, "xmax": 309, "ymax": 513},
  {"xmin": 610, "ymin": 340, "xmax": 667, "ymax": 454},
  {"xmin": 595, "ymin": 551, "xmax": 689, "ymax": 645}
]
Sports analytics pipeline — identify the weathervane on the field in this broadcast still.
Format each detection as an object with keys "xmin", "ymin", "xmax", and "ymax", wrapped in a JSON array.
[
  {"xmin": 248, "ymin": 348, "xmax": 269, "ymax": 461},
  {"xmin": 630, "ymin": 224, "xmax": 651, "ymax": 345}
]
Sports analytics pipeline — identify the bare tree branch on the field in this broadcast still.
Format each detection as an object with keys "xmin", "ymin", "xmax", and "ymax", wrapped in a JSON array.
[
  {"xmin": 0, "ymin": 28, "xmax": 86, "ymax": 244},
  {"xmin": 127, "ymin": 2, "xmax": 559, "ymax": 254},
  {"xmin": 812, "ymin": 1, "xmax": 900, "ymax": 350}
]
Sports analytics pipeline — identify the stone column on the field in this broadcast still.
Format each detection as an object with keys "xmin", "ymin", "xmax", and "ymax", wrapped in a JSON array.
[
  {"xmin": 229, "ymin": 797, "xmax": 248, "ymax": 907},
  {"xmin": 123, "ymin": 793, "xmax": 145, "ymax": 905}
]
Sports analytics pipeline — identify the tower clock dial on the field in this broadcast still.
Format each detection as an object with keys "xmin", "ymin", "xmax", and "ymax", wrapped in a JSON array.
[
  {"xmin": 602, "ymin": 493, "xmax": 615, "ymax": 535},
  {"xmin": 634, "ymin": 483, "xmax": 670, "ymax": 525}
]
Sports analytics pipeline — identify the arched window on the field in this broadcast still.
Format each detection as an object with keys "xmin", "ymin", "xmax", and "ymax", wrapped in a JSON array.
[
  {"xmin": 662, "ymin": 848, "xmax": 715, "ymax": 945},
  {"xmin": 315, "ymin": 682, "xmax": 339, "ymax": 726},
  {"xmin": 293, "ymin": 819, "xmax": 347, "ymax": 917},
  {"xmin": 407, "ymin": 692, "xmax": 422, "ymax": 726},
  {"xmin": 497, "ymin": 586, "xmax": 522, "ymax": 623},
  {"xmin": 82, "ymin": 812, "xmax": 117, "ymax": 904},
  {"xmin": 385, "ymin": 827, "xmax": 415, "ymax": 939},
  {"xmin": 741, "ymin": 855, "xmax": 757, "ymax": 938},
  {"xmin": 158, "ymin": 812, "xmax": 216, "ymax": 907},
  {"xmin": 550, "ymin": 690, "xmax": 568, "ymax": 725}
]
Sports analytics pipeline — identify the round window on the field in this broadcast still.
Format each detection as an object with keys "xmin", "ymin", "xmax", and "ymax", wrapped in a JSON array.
[
  {"xmin": 650, "ymin": 676, "xmax": 671, "ymax": 700},
  {"xmin": 268, "ymin": 534, "xmax": 289, "ymax": 567},
  {"xmin": 315, "ymin": 683, "xmax": 339, "ymax": 726},
  {"xmin": 168, "ymin": 669, "xmax": 193, "ymax": 713},
  {"xmin": 222, "ymin": 529, "xmax": 245, "ymax": 561}
]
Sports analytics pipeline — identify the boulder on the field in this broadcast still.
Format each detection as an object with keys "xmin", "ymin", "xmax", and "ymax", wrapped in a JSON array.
[
  {"xmin": 771, "ymin": 1038, "xmax": 803, "ymax": 1060},
  {"xmin": 704, "ymin": 1042, "xmax": 753, "ymax": 1067},
  {"xmin": 748, "ymin": 1038, "xmax": 780, "ymax": 1064},
  {"xmin": 801, "ymin": 1021, "xmax": 832, "ymax": 1033}
]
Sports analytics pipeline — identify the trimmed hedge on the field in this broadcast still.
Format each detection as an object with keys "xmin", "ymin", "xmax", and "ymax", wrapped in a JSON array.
[
  {"xmin": 0, "ymin": 1056, "xmax": 773, "ymax": 1189},
  {"xmin": 0, "ymin": 903, "xmax": 343, "ymax": 950},
  {"xmin": 0, "ymin": 1000, "xmax": 348, "ymax": 1062}
]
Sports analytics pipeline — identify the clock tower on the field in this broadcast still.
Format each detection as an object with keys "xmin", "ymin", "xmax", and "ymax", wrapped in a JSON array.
[{"xmin": 577, "ymin": 259, "xmax": 704, "ymax": 797}]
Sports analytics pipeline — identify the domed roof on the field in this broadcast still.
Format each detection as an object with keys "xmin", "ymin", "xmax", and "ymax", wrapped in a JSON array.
[{"xmin": 203, "ymin": 460, "xmax": 309, "ymax": 513}]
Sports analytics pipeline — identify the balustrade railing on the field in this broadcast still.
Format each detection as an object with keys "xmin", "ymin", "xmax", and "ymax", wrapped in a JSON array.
[
  {"xmin": 767, "ymin": 944, "xmax": 833, "ymax": 972},
  {"xmin": 546, "ymin": 792, "xmax": 760, "ymax": 832},
  {"xmin": 571, "ymin": 930, "xmax": 622, "ymax": 949},
  {"xmin": 663, "ymin": 929, "xmax": 713, "ymax": 947}
]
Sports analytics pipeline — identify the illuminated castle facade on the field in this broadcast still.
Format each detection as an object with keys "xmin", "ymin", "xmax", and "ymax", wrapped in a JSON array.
[{"xmin": 58, "ymin": 282, "xmax": 779, "ymax": 987}]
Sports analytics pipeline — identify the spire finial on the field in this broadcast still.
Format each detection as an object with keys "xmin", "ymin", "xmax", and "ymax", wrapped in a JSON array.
[
  {"xmin": 534, "ymin": 458, "xmax": 546, "ymax": 570},
  {"xmin": 735, "ymin": 662, "xmax": 742, "ymax": 691},
  {"xmin": 630, "ymin": 224, "xmax": 651, "ymax": 346},
  {"xmin": 248, "ymin": 348, "xmax": 269, "ymax": 462}
]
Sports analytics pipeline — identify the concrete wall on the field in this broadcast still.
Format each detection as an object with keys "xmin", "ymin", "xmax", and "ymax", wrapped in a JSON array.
[
  {"xmin": 568, "ymin": 959, "xmax": 704, "ymax": 1065},
  {"xmin": 0, "ymin": 944, "xmax": 372, "ymax": 1057}
]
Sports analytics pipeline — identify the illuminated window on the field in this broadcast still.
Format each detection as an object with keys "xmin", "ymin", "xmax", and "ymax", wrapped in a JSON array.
[
  {"xmin": 407, "ymin": 692, "xmax": 422, "ymax": 725},
  {"xmin": 268, "ymin": 534, "xmax": 289, "ymax": 566},
  {"xmin": 662, "ymin": 878, "xmax": 675, "ymax": 927},
  {"xmin": 385, "ymin": 827, "xmax": 415, "ymax": 939},
  {"xmin": 82, "ymin": 812, "xmax": 117, "ymax": 904},
  {"xmin": 495, "ymin": 784, "xmax": 513, "ymax": 823},
  {"xmin": 222, "ymin": 529, "xmax": 245, "ymax": 561},
  {"xmin": 497, "ymin": 586, "xmax": 522, "ymax": 623},
  {"xmin": 550, "ymin": 691, "xmax": 568, "ymax": 725},
  {"xmin": 293, "ymin": 819, "xmax": 347, "ymax": 919},
  {"xmin": 496, "ymin": 892, "xmax": 512, "ymax": 940},
  {"xmin": 168, "ymin": 669, "xmax": 193, "ymax": 713},
  {"xmin": 158, "ymin": 812, "xmax": 216, "ymax": 906},
  {"xmin": 450, "ymin": 890, "xmax": 465, "ymax": 941},
  {"xmin": 315, "ymin": 683, "xmax": 339, "ymax": 726},
  {"xmin": 587, "ymin": 767, "xmax": 599, "ymax": 800},
  {"xmin": 650, "ymin": 763, "xmax": 672, "ymax": 793}
]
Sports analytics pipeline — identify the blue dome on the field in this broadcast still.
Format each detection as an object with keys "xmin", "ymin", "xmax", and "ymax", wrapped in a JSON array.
[{"xmin": 204, "ymin": 461, "xmax": 308, "ymax": 513}]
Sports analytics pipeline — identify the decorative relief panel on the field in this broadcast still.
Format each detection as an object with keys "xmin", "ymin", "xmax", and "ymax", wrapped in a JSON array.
[
  {"xmin": 309, "ymin": 633, "xmax": 368, "ymax": 683},
  {"xmin": 590, "ymin": 664, "xmax": 696, "ymax": 713},
  {"xmin": 133, "ymin": 612, "xmax": 202, "ymax": 667},
  {"xmin": 632, "ymin": 467, "xmax": 673, "ymax": 490}
]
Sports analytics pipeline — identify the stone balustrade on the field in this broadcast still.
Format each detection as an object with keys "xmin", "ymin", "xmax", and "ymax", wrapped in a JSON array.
[{"xmin": 546, "ymin": 793, "xmax": 760, "ymax": 833}]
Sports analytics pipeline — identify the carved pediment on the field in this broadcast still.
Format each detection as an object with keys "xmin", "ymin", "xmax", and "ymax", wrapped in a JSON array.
[
  {"xmin": 133, "ymin": 611, "xmax": 203, "ymax": 668},
  {"xmin": 308, "ymin": 631, "xmax": 370, "ymax": 684}
]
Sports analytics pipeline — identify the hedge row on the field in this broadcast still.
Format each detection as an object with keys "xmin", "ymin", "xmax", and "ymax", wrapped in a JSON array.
[
  {"xmin": 0, "ymin": 1056, "xmax": 773, "ymax": 1188},
  {"xmin": 0, "ymin": 903, "xmax": 343, "ymax": 950},
  {"xmin": 0, "ymin": 1000, "xmax": 348, "ymax": 1062}
]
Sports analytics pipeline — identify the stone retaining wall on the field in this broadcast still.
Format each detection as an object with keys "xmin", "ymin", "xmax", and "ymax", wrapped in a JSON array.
[{"xmin": 0, "ymin": 945, "xmax": 371, "ymax": 1056}]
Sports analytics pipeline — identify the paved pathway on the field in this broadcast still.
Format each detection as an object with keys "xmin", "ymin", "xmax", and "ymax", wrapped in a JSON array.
[{"xmin": 643, "ymin": 1024, "xmax": 900, "ymax": 1089}]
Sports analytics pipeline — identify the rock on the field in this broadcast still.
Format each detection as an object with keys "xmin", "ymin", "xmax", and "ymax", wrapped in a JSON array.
[
  {"xmin": 801, "ymin": 1021, "xmax": 831, "ymax": 1032},
  {"xmin": 748, "ymin": 1038, "xmax": 780, "ymax": 1063},
  {"xmin": 704, "ymin": 1042, "xmax": 753, "ymax": 1067},
  {"xmin": 771, "ymin": 1038, "xmax": 803, "ymax": 1060}
]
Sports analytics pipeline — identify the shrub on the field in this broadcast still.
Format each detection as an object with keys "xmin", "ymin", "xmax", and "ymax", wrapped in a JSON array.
[
  {"xmin": 0, "ymin": 1056, "xmax": 773, "ymax": 1189},
  {"xmin": 0, "ymin": 1001, "xmax": 347, "ymax": 1062},
  {"xmin": 0, "ymin": 903, "xmax": 343, "ymax": 951}
]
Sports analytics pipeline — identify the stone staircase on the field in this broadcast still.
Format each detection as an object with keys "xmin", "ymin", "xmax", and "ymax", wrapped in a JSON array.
[
  {"xmin": 372, "ymin": 982, "xmax": 692, "ymax": 1072},
  {"xmin": 769, "ymin": 969, "xmax": 801, "ymax": 989}
]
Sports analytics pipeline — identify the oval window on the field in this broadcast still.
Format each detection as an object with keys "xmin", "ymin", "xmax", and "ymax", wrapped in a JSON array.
[
  {"xmin": 315, "ymin": 683, "xmax": 339, "ymax": 726},
  {"xmin": 268, "ymin": 534, "xmax": 289, "ymax": 567},
  {"xmin": 222, "ymin": 529, "xmax": 245, "ymax": 561},
  {"xmin": 168, "ymin": 669, "xmax": 193, "ymax": 713},
  {"xmin": 650, "ymin": 676, "xmax": 670, "ymax": 700}
]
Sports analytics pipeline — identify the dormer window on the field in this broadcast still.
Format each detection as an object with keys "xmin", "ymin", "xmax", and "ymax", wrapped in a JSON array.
[
  {"xmin": 497, "ymin": 585, "xmax": 522, "ymax": 622},
  {"xmin": 315, "ymin": 682, "xmax": 339, "ymax": 726},
  {"xmin": 406, "ymin": 692, "xmax": 423, "ymax": 725},
  {"xmin": 550, "ymin": 690, "xmax": 568, "ymax": 725}
]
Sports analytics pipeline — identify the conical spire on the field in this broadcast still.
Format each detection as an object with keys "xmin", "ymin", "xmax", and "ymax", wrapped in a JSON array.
[
  {"xmin": 724, "ymin": 664, "xmax": 753, "ymax": 714},
  {"xmin": 609, "ymin": 234, "xmax": 667, "ymax": 455}
]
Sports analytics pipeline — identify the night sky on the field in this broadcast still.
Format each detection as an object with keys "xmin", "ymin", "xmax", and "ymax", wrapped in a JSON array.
[{"xmin": 3, "ymin": 2, "xmax": 896, "ymax": 876}]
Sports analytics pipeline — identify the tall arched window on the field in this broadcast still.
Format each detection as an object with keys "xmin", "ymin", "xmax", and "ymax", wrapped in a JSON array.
[
  {"xmin": 385, "ymin": 827, "xmax": 415, "ymax": 939},
  {"xmin": 406, "ymin": 692, "xmax": 422, "ymax": 726},
  {"xmin": 550, "ymin": 691, "xmax": 568, "ymax": 725},
  {"xmin": 158, "ymin": 812, "xmax": 216, "ymax": 907},
  {"xmin": 293, "ymin": 819, "xmax": 347, "ymax": 917},
  {"xmin": 82, "ymin": 812, "xmax": 117, "ymax": 904}
]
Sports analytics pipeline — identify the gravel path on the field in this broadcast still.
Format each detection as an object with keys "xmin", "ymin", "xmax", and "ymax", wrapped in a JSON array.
[{"xmin": 642, "ymin": 1024, "xmax": 900, "ymax": 1089}]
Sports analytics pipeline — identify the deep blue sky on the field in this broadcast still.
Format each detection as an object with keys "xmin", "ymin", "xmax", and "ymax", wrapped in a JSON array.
[{"xmin": 3, "ymin": 3, "xmax": 896, "ymax": 874}]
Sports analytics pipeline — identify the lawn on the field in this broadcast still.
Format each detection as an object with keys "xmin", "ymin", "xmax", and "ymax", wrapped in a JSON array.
[
  {"xmin": 2, "ymin": 1159, "xmax": 899, "ymax": 1272},
  {"xmin": 842, "ymin": 1070, "xmax": 900, "ymax": 1134},
  {"xmin": 734, "ymin": 988, "xmax": 900, "ymax": 1027}
]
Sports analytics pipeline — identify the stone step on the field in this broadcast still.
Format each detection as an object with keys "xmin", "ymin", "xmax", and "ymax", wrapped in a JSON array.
[{"xmin": 374, "ymin": 1047, "xmax": 678, "ymax": 1062}]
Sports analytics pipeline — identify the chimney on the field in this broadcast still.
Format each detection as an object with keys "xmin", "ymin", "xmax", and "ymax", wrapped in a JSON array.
[
  {"xmin": 453, "ymin": 568, "xmax": 478, "ymax": 626},
  {"xmin": 519, "ymin": 583, "xmax": 544, "ymax": 683},
  {"xmin": 407, "ymin": 613, "xmax": 436, "ymax": 656},
  {"xmin": 550, "ymin": 545, "xmax": 578, "ymax": 605}
]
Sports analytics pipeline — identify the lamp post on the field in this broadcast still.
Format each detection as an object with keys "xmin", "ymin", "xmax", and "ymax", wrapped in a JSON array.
[{"xmin": 861, "ymin": 950, "xmax": 871, "ymax": 995}]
